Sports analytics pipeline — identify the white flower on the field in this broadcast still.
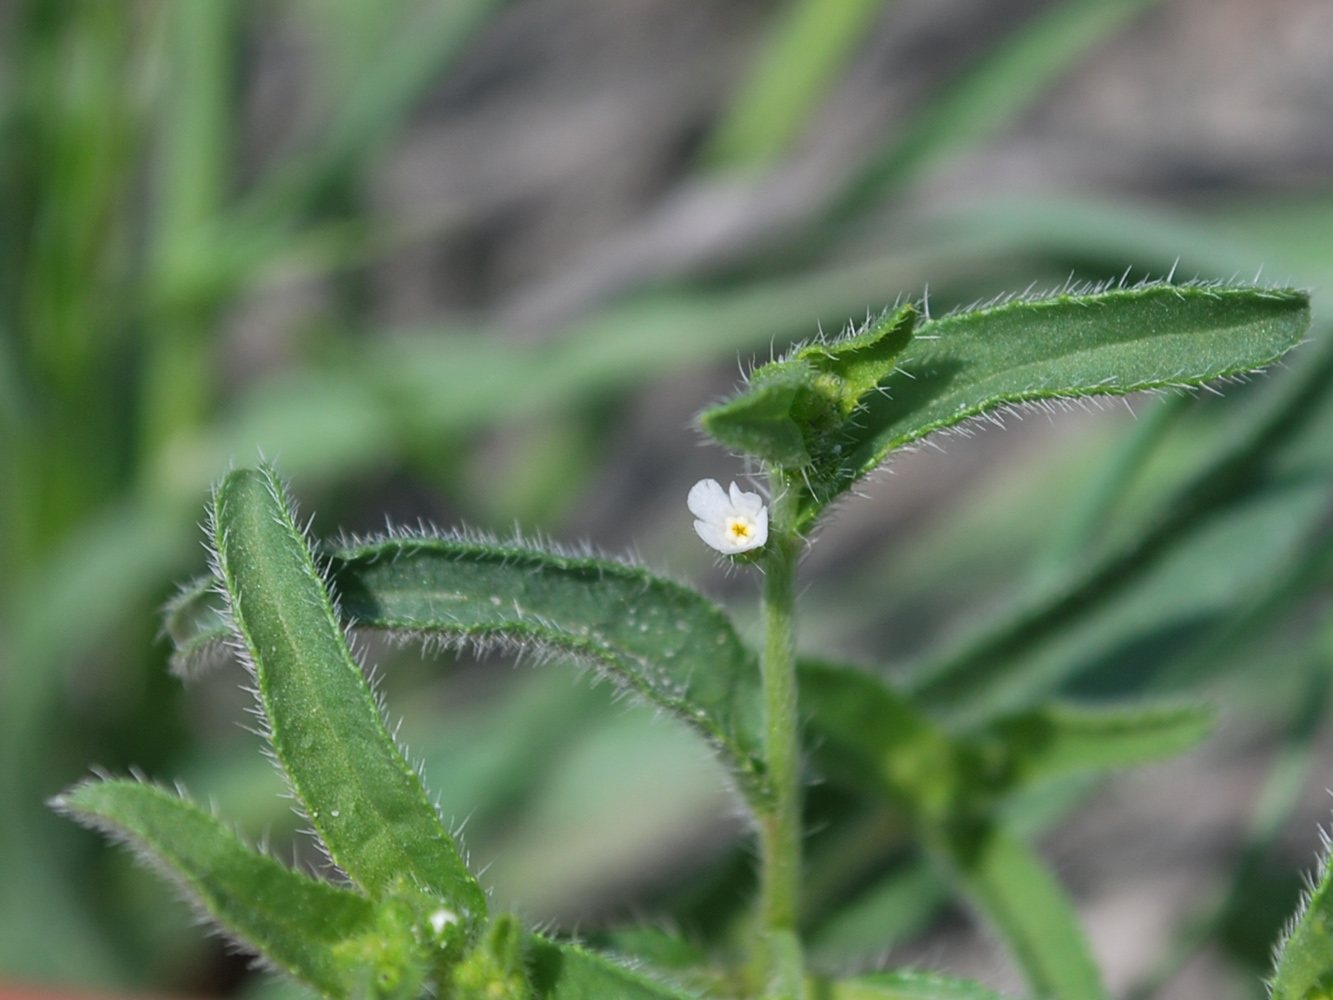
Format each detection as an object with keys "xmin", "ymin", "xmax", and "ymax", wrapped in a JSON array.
[{"xmin": 688, "ymin": 479, "xmax": 768, "ymax": 554}]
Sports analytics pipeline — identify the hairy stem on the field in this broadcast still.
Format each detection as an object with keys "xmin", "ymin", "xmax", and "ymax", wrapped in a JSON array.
[{"xmin": 758, "ymin": 472, "xmax": 803, "ymax": 995}]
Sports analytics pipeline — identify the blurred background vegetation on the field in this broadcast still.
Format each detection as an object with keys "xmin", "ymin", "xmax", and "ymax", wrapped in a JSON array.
[{"xmin": 3, "ymin": 0, "xmax": 1333, "ymax": 997}]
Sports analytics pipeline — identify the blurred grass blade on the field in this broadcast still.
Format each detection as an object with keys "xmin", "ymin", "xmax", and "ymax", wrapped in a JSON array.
[
  {"xmin": 174, "ymin": 0, "xmax": 511, "ymax": 313},
  {"xmin": 212, "ymin": 466, "xmax": 485, "ymax": 918},
  {"xmin": 832, "ymin": 0, "xmax": 1161, "ymax": 216},
  {"xmin": 807, "ymin": 862, "xmax": 949, "ymax": 968},
  {"xmin": 327, "ymin": 534, "xmax": 767, "ymax": 800},
  {"xmin": 140, "ymin": 0, "xmax": 234, "ymax": 457},
  {"xmin": 52, "ymin": 779, "xmax": 392, "ymax": 999},
  {"xmin": 1030, "ymin": 392, "xmax": 1191, "ymax": 584},
  {"xmin": 912, "ymin": 314, "xmax": 1332, "ymax": 720},
  {"xmin": 527, "ymin": 938, "xmax": 700, "ymax": 1000},
  {"xmin": 948, "ymin": 827, "xmax": 1106, "ymax": 1000},
  {"xmin": 704, "ymin": 0, "xmax": 890, "ymax": 170},
  {"xmin": 231, "ymin": 0, "xmax": 510, "ymax": 232},
  {"xmin": 822, "ymin": 970, "xmax": 1012, "ymax": 1000},
  {"xmin": 980, "ymin": 699, "xmax": 1214, "ymax": 787},
  {"xmin": 1129, "ymin": 666, "xmax": 1330, "ymax": 1000}
]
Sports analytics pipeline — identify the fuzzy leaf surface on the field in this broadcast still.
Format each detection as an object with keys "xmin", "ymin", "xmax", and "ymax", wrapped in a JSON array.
[
  {"xmin": 527, "ymin": 938, "xmax": 700, "ymax": 1000},
  {"xmin": 52, "ymin": 780, "xmax": 392, "ymax": 999},
  {"xmin": 705, "ymin": 285, "xmax": 1308, "ymax": 528},
  {"xmin": 326, "ymin": 534, "xmax": 767, "ymax": 798},
  {"xmin": 834, "ymin": 285, "xmax": 1308, "ymax": 516},
  {"xmin": 162, "ymin": 535, "xmax": 766, "ymax": 799},
  {"xmin": 699, "ymin": 306, "xmax": 915, "ymax": 488},
  {"xmin": 1270, "ymin": 848, "xmax": 1333, "ymax": 1000},
  {"xmin": 212, "ymin": 467, "xmax": 485, "ymax": 919}
]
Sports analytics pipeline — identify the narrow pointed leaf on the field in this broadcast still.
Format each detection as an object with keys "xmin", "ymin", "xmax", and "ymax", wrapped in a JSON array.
[
  {"xmin": 52, "ymin": 780, "xmax": 389, "ymax": 999},
  {"xmin": 820, "ymin": 284, "xmax": 1309, "ymax": 528},
  {"xmin": 978, "ymin": 699, "xmax": 1214, "ymax": 787},
  {"xmin": 1270, "ymin": 847, "xmax": 1333, "ymax": 1000},
  {"xmin": 212, "ymin": 467, "xmax": 485, "ymax": 919},
  {"xmin": 327, "ymin": 534, "xmax": 767, "ymax": 799},
  {"xmin": 823, "ymin": 970, "xmax": 1013, "ymax": 1000}
]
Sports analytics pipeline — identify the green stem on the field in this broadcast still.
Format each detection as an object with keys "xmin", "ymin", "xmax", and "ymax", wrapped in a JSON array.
[{"xmin": 758, "ymin": 472, "xmax": 803, "ymax": 994}]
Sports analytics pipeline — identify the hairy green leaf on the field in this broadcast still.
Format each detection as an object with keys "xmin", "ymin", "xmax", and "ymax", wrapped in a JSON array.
[
  {"xmin": 821, "ymin": 970, "xmax": 1012, "ymax": 1000},
  {"xmin": 703, "ymin": 285, "xmax": 1309, "ymax": 529},
  {"xmin": 700, "ymin": 364, "xmax": 816, "ymax": 467},
  {"xmin": 977, "ymin": 699, "xmax": 1214, "ymax": 787},
  {"xmin": 1270, "ymin": 846, "xmax": 1333, "ymax": 1000},
  {"xmin": 326, "ymin": 534, "xmax": 767, "ymax": 799},
  {"xmin": 167, "ymin": 532, "xmax": 766, "ymax": 800},
  {"xmin": 211, "ymin": 467, "xmax": 485, "ymax": 921},
  {"xmin": 527, "ymin": 938, "xmax": 700, "ymax": 1000},
  {"xmin": 829, "ymin": 284, "xmax": 1308, "ymax": 525},
  {"xmin": 699, "ymin": 304, "xmax": 917, "ymax": 471},
  {"xmin": 51, "ymin": 780, "xmax": 395, "ymax": 999}
]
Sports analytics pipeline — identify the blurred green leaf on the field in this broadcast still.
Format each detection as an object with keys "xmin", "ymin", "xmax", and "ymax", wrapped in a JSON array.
[
  {"xmin": 911, "ymin": 311, "xmax": 1331, "ymax": 721},
  {"xmin": 821, "ymin": 970, "xmax": 1012, "ymax": 1000},
  {"xmin": 212, "ymin": 466, "xmax": 485, "ymax": 920},
  {"xmin": 53, "ymin": 779, "xmax": 396, "ymax": 1000},
  {"xmin": 800, "ymin": 660, "xmax": 956, "ymax": 823},
  {"xmin": 947, "ymin": 826, "xmax": 1106, "ymax": 1000},
  {"xmin": 979, "ymin": 699, "xmax": 1214, "ymax": 787},
  {"xmin": 806, "ymin": 861, "xmax": 948, "ymax": 968}
]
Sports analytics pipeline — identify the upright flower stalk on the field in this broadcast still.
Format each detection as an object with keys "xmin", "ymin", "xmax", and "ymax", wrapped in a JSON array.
[
  {"xmin": 688, "ymin": 472, "xmax": 805, "ymax": 994},
  {"xmin": 757, "ymin": 471, "xmax": 803, "ymax": 996}
]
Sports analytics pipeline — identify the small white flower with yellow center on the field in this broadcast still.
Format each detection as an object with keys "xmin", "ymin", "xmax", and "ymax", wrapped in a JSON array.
[{"xmin": 688, "ymin": 479, "xmax": 768, "ymax": 554}]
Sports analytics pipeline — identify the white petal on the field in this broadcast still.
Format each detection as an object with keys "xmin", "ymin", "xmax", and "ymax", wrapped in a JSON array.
[
  {"xmin": 746, "ymin": 511, "xmax": 768, "ymax": 550},
  {"xmin": 729, "ymin": 482, "xmax": 765, "ymax": 516},
  {"xmin": 693, "ymin": 518, "xmax": 729, "ymax": 552},
  {"xmin": 688, "ymin": 478, "xmax": 729, "ymax": 521}
]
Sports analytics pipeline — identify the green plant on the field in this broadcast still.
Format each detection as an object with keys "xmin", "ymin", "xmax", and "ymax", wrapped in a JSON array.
[{"xmin": 52, "ymin": 279, "xmax": 1333, "ymax": 1000}]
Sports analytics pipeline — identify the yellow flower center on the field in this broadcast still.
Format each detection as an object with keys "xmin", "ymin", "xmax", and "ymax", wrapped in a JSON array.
[{"xmin": 727, "ymin": 517, "xmax": 754, "ymax": 540}]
